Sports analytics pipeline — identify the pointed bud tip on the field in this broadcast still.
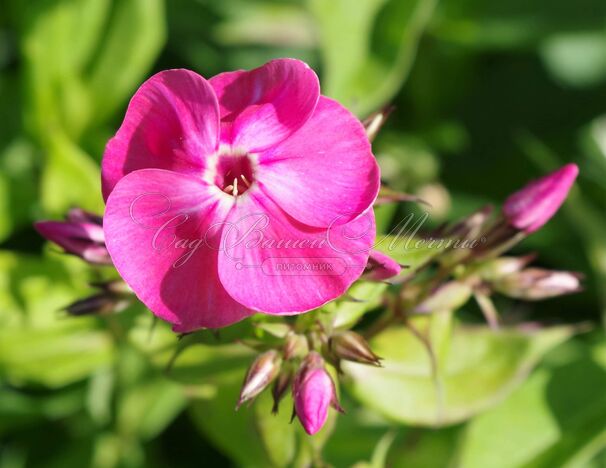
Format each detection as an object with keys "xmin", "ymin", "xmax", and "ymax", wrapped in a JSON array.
[
  {"xmin": 330, "ymin": 331, "xmax": 382, "ymax": 366},
  {"xmin": 503, "ymin": 163, "xmax": 579, "ymax": 234}
]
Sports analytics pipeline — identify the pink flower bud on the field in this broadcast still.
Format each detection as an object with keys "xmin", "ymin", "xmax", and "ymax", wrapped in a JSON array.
[
  {"xmin": 503, "ymin": 164, "xmax": 579, "ymax": 233},
  {"xmin": 293, "ymin": 352, "xmax": 343, "ymax": 435},
  {"xmin": 493, "ymin": 268, "xmax": 582, "ymax": 300},
  {"xmin": 363, "ymin": 250, "xmax": 402, "ymax": 281},
  {"xmin": 35, "ymin": 211, "xmax": 111, "ymax": 265},
  {"xmin": 66, "ymin": 207, "xmax": 104, "ymax": 225}
]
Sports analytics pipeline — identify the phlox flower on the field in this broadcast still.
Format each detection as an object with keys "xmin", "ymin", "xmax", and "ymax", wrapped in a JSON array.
[{"xmin": 102, "ymin": 59, "xmax": 380, "ymax": 332}]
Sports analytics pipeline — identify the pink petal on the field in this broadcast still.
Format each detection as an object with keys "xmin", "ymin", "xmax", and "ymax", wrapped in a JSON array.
[
  {"xmin": 364, "ymin": 250, "xmax": 402, "ymax": 281},
  {"xmin": 256, "ymin": 96, "xmax": 380, "ymax": 227},
  {"xmin": 103, "ymin": 169, "xmax": 252, "ymax": 332},
  {"xmin": 217, "ymin": 191, "xmax": 375, "ymax": 314},
  {"xmin": 209, "ymin": 58, "xmax": 320, "ymax": 152},
  {"xmin": 295, "ymin": 368, "xmax": 333, "ymax": 435},
  {"xmin": 102, "ymin": 69, "xmax": 220, "ymax": 200},
  {"xmin": 503, "ymin": 163, "xmax": 579, "ymax": 233}
]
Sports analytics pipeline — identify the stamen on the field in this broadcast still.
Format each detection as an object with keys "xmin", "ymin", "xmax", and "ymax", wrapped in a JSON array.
[
  {"xmin": 212, "ymin": 150, "xmax": 254, "ymax": 197},
  {"xmin": 233, "ymin": 178, "xmax": 239, "ymax": 197}
]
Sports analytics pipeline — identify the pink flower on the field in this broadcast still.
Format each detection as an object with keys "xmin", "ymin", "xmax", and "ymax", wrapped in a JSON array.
[
  {"xmin": 35, "ymin": 209, "xmax": 111, "ymax": 264},
  {"xmin": 293, "ymin": 352, "xmax": 343, "ymax": 435},
  {"xmin": 101, "ymin": 59, "xmax": 380, "ymax": 332},
  {"xmin": 503, "ymin": 164, "xmax": 579, "ymax": 233}
]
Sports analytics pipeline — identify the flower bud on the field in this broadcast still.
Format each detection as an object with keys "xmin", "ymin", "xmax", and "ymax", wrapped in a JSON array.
[
  {"xmin": 374, "ymin": 186, "xmax": 430, "ymax": 207},
  {"xmin": 63, "ymin": 292, "xmax": 130, "ymax": 316},
  {"xmin": 493, "ymin": 268, "xmax": 582, "ymax": 300},
  {"xmin": 283, "ymin": 333, "xmax": 308, "ymax": 360},
  {"xmin": 362, "ymin": 250, "xmax": 402, "ymax": 281},
  {"xmin": 445, "ymin": 205, "xmax": 493, "ymax": 240},
  {"xmin": 329, "ymin": 331, "xmax": 381, "ymax": 366},
  {"xmin": 271, "ymin": 369, "xmax": 292, "ymax": 414},
  {"xmin": 66, "ymin": 207, "xmax": 104, "ymax": 225},
  {"xmin": 503, "ymin": 164, "xmax": 578, "ymax": 234},
  {"xmin": 362, "ymin": 105, "xmax": 393, "ymax": 142},
  {"xmin": 237, "ymin": 350, "xmax": 281, "ymax": 409},
  {"xmin": 35, "ymin": 212, "xmax": 111, "ymax": 265},
  {"xmin": 293, "ymin": 352, "xmax": 343, "ymax": 435},
  {"xmin": 93, "ymin": 279, "xmax": 134, "ymax": 295}
]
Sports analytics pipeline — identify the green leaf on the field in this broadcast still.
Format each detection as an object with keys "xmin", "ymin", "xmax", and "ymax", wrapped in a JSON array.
[
  {"xmin": 326, "ymin": 281, "xmax": 388, "ymax": 330},
  {"xmin": 130, "ymin": 315, "xmax": 254, "ymax": 387},
  {"xmin": 388, "ymin": 426, "xmax": 463, "ymax": 467},
  {"xmin": 415, "ymin": 281, "xmax": 473, "ymax": 314},
  {"xmin": 87, "ymin": 0, "xmax": 166, "ymax": 124},
  {"xmin": 0, "ymin": 138, "xmax": 38, "ymax": 242},
  {"xmin": 374, "ymin": 204, "xmax": 398, "ymax": 235},
  {"xmin": 323, "ymin": 404, "xmax": 393, "ymax": 467},
  {"xmin": 20, "ymin": 0, "xmax": 112, "ymax": 139},
  {"xmin": 458, "ymin": 336, "xmax": 606, "ymax": 468},
  {"xmin": 0, "ymin": 251, "xmax": 112, "ymax": 387},
  {"xmin": 254, "ymin": 391, "xmax": 297, "ymax": 467},
  {"xmin": 309, "ymin": 0, "xmax": 437, "ymax": 116},
  {"xmin": 117, "ymin": 377, "xmax": 186, "ymax": 441},
  {"xmin": 0, "ymin": 385, "xmax": 86, "ymax": 435},
  {"xmin": 40, "ymin": 131, "xmax": 103, "ymax": 214},
  {"xmin": 189, "ymin": 369, "xmax": 280, "ymax": 467},
  {"xmin": 0, "ymin": 322, "xmax": 112, "ymax": 388},
  {"xmin": 344, "ymin": 322, "xmax": 574, "ymax": 426},
  {"xmin": 20, "ymin": 0, "xmax": 164, "ymax": 138},
  {"xmin": 374, "ymin": 233, "xmax": 449, "ymax": 275},
  {"xmin": 214, "ymin": 2, "xmax": 315, "ymax": 48}
]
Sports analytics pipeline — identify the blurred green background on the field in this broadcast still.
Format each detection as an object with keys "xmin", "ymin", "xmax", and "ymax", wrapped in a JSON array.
[{"xmin": 1, "ymin": 0, "xmax": 606, "ymax": 467}]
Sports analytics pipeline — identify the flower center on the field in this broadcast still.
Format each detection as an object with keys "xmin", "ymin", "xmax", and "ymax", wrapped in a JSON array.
[{"xmin": 213, "ymin": 151, "xmax": 255, "ymax": 197}]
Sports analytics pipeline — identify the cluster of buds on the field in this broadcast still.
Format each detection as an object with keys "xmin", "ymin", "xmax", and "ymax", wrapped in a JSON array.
[
  {"xmin": 35, "ymin": 208, "xmax": 111, "ymax": 265},
  {"xmin": 237, "ymin": 329, "xmax": 381, "ymax": 435},
  {"xmin": 33, "ymin": 158, "xmax": 583, "ymax": 438},
  {"xmin": 35, "ymin": 208, "xmax": 135, "ymax": 317},
  {"xmin": 403, "ymin": 164, "xmax": 583, "ymax": 327},
  {"xmin": 477, "ymin": 165, "xmax": 582, "ymax": 300}
]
